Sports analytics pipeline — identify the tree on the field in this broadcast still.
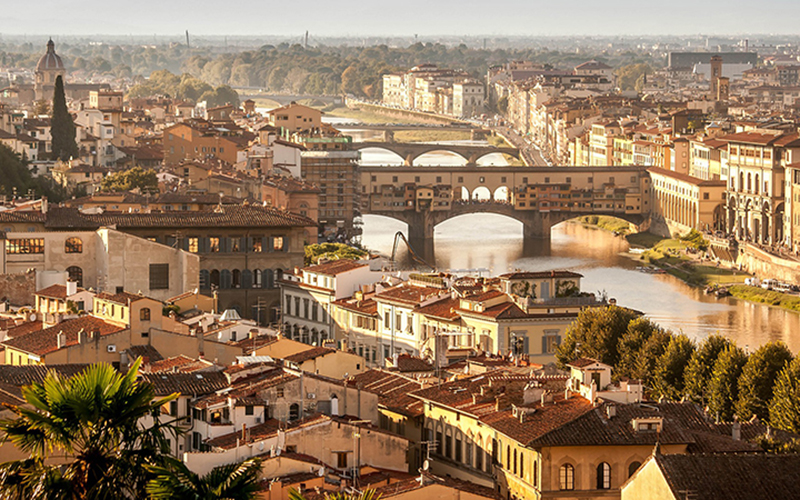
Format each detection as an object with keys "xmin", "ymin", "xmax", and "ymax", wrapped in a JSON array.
[
  {"xmin": 0, "ymin": 359, "xmax": 179, "ymax": 499},
  {"xmin": 616, "ymin": 317, "xmax": 668, "ymax": 380},
  {"xmin": 769, "ymin": 356, "xmax": 800, "ymax": 433},
  {"xmin": 289, "ymin": 488, "xmax": 381, "ymax": 500},
  {"xmin": 684, "ymin": 335, "xmax": 731, "ymax": 403},
  {"xmin": 707, "ymin": 345, "xmax": 748, "ymax": 422},
  {"xmin": 555, "ymin": 305, "xmax": 640, "ymax": 368},
  {"xmin": 50, "ymin": 75, "xmax": 79, "ymax": 161},
  {"xmin": 735, "ymin": 342, "xmax": 793, "ymax": 421},
  {"xmin": 146, "ymin": 457, "xmax": 262, "ymax": 500},
  {"xmin": 651, "ymin": 334, "xmax": 695, "ymax": 400},
  {"xmin": 0, "ymin": 143, "xmax": 66, "ymax": 201},
  {"xmin": 304, "ymin": 243, "xmax": 368, "ymax": 266},
  {"xmin": 99, "ymin": 167, "xmax": 159, "ymax": 194}
]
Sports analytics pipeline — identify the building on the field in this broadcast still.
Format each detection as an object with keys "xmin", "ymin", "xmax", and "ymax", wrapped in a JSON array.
[
  {"xmin": 622, "ymin": 453, "xmax": 800, "ymax": 500},
  {"xmin": 648, "ymin": 167, "xmax": 727, "ymax": 233},
  {"xmin": 300, "ymin": 150, "xmax": 361, "ymax": 239},
  {"xmin": 453, "ymin": 81, "xmax": 485, "ymax": 117},
  {"xmin": 162, "ymin": 119, "xmax": 254, "ymax": 166},
  {"xmin": 267, "ymin": 103, "xmax": 323, "ymax": 133}
]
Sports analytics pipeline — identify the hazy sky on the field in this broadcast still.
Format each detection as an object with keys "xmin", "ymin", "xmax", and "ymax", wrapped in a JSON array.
[{"xmin": 2, "ymin": 0, "xmax": 800, "ymax": 37}]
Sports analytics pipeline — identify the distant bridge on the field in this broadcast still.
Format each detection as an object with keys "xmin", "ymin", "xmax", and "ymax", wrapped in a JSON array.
[
  {"xmin": 236, "ymin": 92, "xmax": 342, "ymax": 106},
  {"xmin": 352, "ymin": 141, "xmax": 521, "ymax": 166},
  {"xmin": 359, "ymin": 165, "xmax": 651, "ymax": 258},
  {"xmin": 333, "ymin": 123, "xmax": 484, "ymax": 132}
]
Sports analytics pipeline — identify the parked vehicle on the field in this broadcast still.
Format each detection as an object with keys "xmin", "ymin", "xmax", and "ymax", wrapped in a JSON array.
[{"xmin": 761, "ymin": 279, "xmax": 778, "ymax": 290}]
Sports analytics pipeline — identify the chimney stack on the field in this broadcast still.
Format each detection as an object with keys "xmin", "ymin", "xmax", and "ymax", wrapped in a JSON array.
[
  {"xmin": 242, "ymin": 423, "xmax": 247, "ymax": 441},
  {"xmin": 732, "ymin": 417, "xmax": 741, "ymax": 441},
  {"xmin": 56, "ymin": 332, "xmax": 64, "ymax": 349},
  {"xmin": 66, "ymin": 280, "xmax": 77, "ymax": 296},
  {"xmin": 77, "ymin": 329, "xmax": 85, "ymax": 344}
]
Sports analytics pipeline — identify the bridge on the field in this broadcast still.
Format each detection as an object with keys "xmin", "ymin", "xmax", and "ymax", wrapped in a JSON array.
[
  {"xmin": 352, "ymin": 142, "xmax": 522, "ymax": 166},
  {"xmin": 333, "ymin": 123, "xmax": 483, "ymax": 132},
  {"xmin": 359, "ymin": 165, "xmax": 651, "ymax": 259},
  {"xmin": 235, "ymin": 92, "xmax": 342, "ymax": 106}
]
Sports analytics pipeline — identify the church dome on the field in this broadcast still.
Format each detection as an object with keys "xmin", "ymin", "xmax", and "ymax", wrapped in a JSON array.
[{"xmin": 36, "ymin": 39, "xmax": 64, "ymax": 72}]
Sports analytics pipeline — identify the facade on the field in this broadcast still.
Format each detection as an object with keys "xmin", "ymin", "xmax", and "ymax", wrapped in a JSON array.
[
  {"xmin": 267, "ymin": 103, "xmax": 323, "ymax": 133},
  {"xmin": 162, "ymin": 119, "xmax": 253, "ymax": 166},
  {"xmin": 648, "ymin": 167, "xmax": 727, "ymax": 232},
  {"xmin": 300, "ymin": 150, "xmax": 361, "ymax": 239}
]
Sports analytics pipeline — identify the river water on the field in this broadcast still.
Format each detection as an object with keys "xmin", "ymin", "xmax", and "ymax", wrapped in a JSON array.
[{"xmin": 345, "ymin": 127, "xmax": 800, "ymax": 352}]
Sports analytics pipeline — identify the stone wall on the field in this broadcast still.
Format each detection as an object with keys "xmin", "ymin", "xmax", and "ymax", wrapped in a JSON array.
[
  {"xmin": 737, "ymin": 243, "xmax": 800, "ymax": 283},
  {"xmin": 0, "ymin": 270, "xmax": 36, "ymax": 307}
]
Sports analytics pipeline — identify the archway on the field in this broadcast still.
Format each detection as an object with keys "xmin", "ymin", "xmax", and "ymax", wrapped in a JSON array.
[
  {"xmin": 471, "ymin": 186, "xmax": 491, "ymax": 200},
  {"xmin": 357, "ymin": 147, "xmax": 405, "ymax": 166},
  {"xmin": 413, "ymin": 150, "xmax": 468, "ymax": 166},
  {"xmin": 493, "ymin": 186, "xmax": 509, "ymax": 202},
  {"xmin": 359, "ymin": 214, "xmax": 408, "ymax": 258}
]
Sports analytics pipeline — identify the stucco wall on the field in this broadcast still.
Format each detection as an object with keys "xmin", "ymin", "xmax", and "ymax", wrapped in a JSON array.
[{"xmin": 0, "ymin": 270, "xmax": 36, "ymax": 306}]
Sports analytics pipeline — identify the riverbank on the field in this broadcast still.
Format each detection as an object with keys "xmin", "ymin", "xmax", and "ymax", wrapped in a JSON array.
[{"xmin": 728, "ymin": 285, "xmax": 800, "ymax": 312}]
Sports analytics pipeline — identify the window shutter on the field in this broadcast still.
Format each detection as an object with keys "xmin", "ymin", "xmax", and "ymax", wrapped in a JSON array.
[
  {"xmin": 221, "ymin": 270, "xmax": 232, "ymax": 289},
  {"xmin": 542, "ymin": 336, "xmax": 548, "ymax": 354},
  {"xmin": 523, "ymin": 336, "xmax": 529, "ymax": 355},
  {"xmin": 241, "ymin": 269, "xmax": 253, "ymax": 289},
  {"xmin": 265, "ymin": 269, "xmax": 274, "ymax": 289},
  {"xmin": 245, "ymin": 237, "xmax": 252, "ymax": 252},
  {"xmin": 200, "ymin": 237, "xmax": 209, "ymax": 253},
  {"xmin": 262, "ymin": 237, "xmax": 269, "ymax": 252},
  {"xmin": 165, "ymin": 236, "xmax": 176, "ymax": 248},
  {"xmin": 267, "ymin": 237, "xmax": 274, "ymax": 252},
  {"xmin": 181, "ymin": 238, "xmax": 189, "ymax": 251},
  {"xmin": 199, "ymin": 270, "xmax": 210, "ymax": 289},
  {"xmin": 220, "ymin": 237, "xmax": 230, "ymax": 253}
]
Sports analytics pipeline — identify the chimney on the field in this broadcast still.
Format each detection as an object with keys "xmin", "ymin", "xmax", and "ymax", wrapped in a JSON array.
[
  {"xmin": 56, "ymin": 332, "xmax": 65, "ymax": 349},
  {"xmin": 66, "ymin": 280, "xmax": 77, "ymax": 296},
  {"xmin": 606, "ymin": 404, "xmax": 616, "ymax": 419},
  {"xmin": 732, "ymin": 417, "xmax": 741, "ymax": 441},
  {"xmin": 77, "ymin": 329, "xmax": 85, "ymax": 344},
  {"xmin": 242, "ymin": 423, "xmax": 247, "ymax": 441}
]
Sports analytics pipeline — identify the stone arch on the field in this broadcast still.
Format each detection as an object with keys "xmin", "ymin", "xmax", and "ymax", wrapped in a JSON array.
[
  {"xmin": 66, "ymin": 266, "xmax": 83, "ymax": 287},
  {"xmin": 493, "ymin": 186, "xmax": 509, "ymax": 202},
  {"xmin": 210, "ymin": 269, "xmax": 220, "ymax": 288},
  {"xmin": 412, "ymin": 149, "xmax": 469, "ymax": 166},
  {"xmin": 471, "ymin": 186, "xmax": 491, "ymax": 200}
]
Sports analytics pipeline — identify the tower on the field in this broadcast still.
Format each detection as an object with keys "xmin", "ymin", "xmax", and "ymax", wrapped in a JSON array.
[
  {"xmin": 34, "ymin": 39, "xmax": 66, "ymax": 101},
  {"xmin": 709, "ymin": 55, "xmax": 723, "ymax": 99}
]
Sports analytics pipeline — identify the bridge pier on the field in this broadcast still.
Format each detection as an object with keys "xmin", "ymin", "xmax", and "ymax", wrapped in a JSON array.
[
  {"xmin": 522, "ymin": 212, "xmax": 554, "ymax": 239},
  {"xmin": 381, "ymin": 130, "xmax": 395, "ymax": 142}
]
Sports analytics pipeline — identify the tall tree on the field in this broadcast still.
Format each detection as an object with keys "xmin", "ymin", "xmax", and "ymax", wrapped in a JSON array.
[
  {"xmin": 736, "ymin": 342, "xmax": 793, "ymax": 421},
  {"xmin": 556, "ymin": 305, "xmax": 640, "ymax": 368},
  {"xmin": 146, "ymin": 457, "xmax": 262, "ymax": 500},
  {"xmin": 98, "ymin": 167, "xmax": 159, "ymax": 194},
  {"xmin": 684, "ymin": 335, "xmax": 731, "ymax": 404},
  {"xmin": 707, "ymin": 345, "xmax": 748, "ymax": 422},
  {"xmin": 616, "ymin": 318, "xmax": 668, "ymax": 379},
  {"xmin": 651, "ymin": 334, "xmax": 695, "ymax": 400},
  {"xmin": 0, "ymin": 359, "xmax": 179, "ymax": 499},
  {"xmin": 769, "ymin": 356, "xmax": 800, "ymax": 433},
  {"xmin": 50, "ymin": 75, "xmax": 79, "ymax": 161}
]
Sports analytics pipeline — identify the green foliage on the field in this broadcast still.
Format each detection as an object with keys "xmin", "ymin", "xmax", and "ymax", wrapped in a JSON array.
[
  {"xmin": 555, "ymin": 305, "xmax": 641, "ymax": 368},
  {"xmin": 555, "ymin": 280, "xmax": 580, "ymax": 298},
  {"xmin": 0, "ymin": 143, "xmax": 66, "ymax": 201},
  {"xmin": 684, "ymin": 335, "xmax": 732, "ymax": 403},
  {"xmin": 728, "ymin": 285, "xmax": 800, "ymax": 313},
  {"xmin": 753, "ymin": 434, "xmax": 800, "ymax": 454},
  {"xmin": 679, "ymin": 229, "xmax": 708, "ymax": 251},
  {"xmin": 128, "ymin": 70, "xmax": 239, "ymax": 106},
  {"xmin": 615, "ymin": 63, "xmax": 653, "ymax": 91},
  {"xmin": 50, "ymin": 75, "xmax": 79, "ymax": 161},
  {"xmin": 510, "ymin": 281, "xmax": 536, "ymax": 299},
  {"xmin": 616, "ymin": 317, "xmax": 671, "ymax": 385},
  {"xmin": 146, "ymin": 457, "xmax": 262, "ymax": 500},
  {"xmin": 651, "ymin": 334, "xmax": 695, "ymax": 400},
  {"xmin": 304, "ymin": 243, "xmax": 368, "ymax": 266},
  {"xmin": 496, "ymin": 96, "xmax": 508, "ymax": 114},
  {"xmin": 707, "ymin": 345, "xmax": 748, "ymax": 422},
  {"xmin": 289, "ymin": 488, "xmax": 382, "ymax": 500},
  {"xmin": 769, "ymin": 357, "xmax": 800, "ymax": 433},
  {"xmin": 99, "ymin": 167, "xmax": 159, "ymax": 194},
  {"xmin": 735, "ymin": 342, "xmax": 793, "ymax": 421},
  {"xmin": 0, "ymin": 358, "xmax": 179, "ymax": 499}
]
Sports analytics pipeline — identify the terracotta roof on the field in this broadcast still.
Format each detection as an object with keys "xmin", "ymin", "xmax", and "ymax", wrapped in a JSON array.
[
  {"xmin": 303, "ymin": 259, "xmax": 367, "ymax": 276},
  {"xmin": 4, "ymin": 321, "xmax": 44, "ymax": 339},
  {"xmin": 96, "ymin": 291, "xmax": 152, "ymax": 305},
  {"xmin": 648, "ymin": 167, "xmax": 727, "ymax": 187},
  {"xmin": 332, "ymin": 296, "xmax": 378, "ymax": 316},
  {"xmin": 347, "ymin": 369, "xmax": 425, "ymax": 417},
  {"xmin": 207, "ymin": 413, "xmax": 329, "ymax": 450},
  {"xmin": 371, "ymin": 472, "xmax": 501, "ymax": 499},
  {"xmin": 42, "ymin": 205, "xmax": 316, "ymax": 230},
  {"xmin": 284, "ymin": 346, "xmax": 335, "ymax": 364},
  {"xmin": 374, "ymin": 284, "xmax": 448, "ymax": 307},
  {"xmin": 567, "ymin": 357, "xmax": 602, "ymax": 368},
  {"xmin": 415, "ymin": 297, "xmax": 460, "ymax": 320},
  {"xmin": 148, "ymin": 355, "xmax": 198, "ymax": 373},
  {"xmin": 124, "ymin": 344, "xmax": 164, "ymax": 364},
  {"xmin": 652, "ymin": 453, "xmax": 800, "ymax": 500},
  {"xmin": 0, "ymin": 364, "xmax": 90, "ymax": 390},
  {"xmin": 389, "ymin": 354, "xmax": 434, "ymax": 373},
  {"xmin": 140, "ymin": 371, "xmax": 229, "ymax": 396},
  {"xmin": 1, "ymin": 316, "xmax": 125, "ymax": 357}
]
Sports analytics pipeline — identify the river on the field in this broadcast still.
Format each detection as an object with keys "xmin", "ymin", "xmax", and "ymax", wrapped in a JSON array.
[{"xmin": 347, "ymin": 128, "xmax": 800, "ymax": 352}]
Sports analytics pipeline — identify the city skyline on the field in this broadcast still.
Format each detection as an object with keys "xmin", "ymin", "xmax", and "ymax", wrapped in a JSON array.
[{"xmin": 3, "ymin": 0, "xmax": 800, "ymax": 37}]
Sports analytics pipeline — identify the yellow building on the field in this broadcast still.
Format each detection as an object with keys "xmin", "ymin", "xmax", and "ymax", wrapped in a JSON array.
[
  {"xmin": 267, "ymin": 102, "xmax": 323, "ymax": 133},
  {"xmin": 648, "ymin": 167, "xmax": 727, "ymax": 232}
]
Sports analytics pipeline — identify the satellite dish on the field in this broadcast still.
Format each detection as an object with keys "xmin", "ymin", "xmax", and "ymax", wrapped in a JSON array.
[
  {"xmin": 422, "ymin": 460, "xmax": 430, "ymax": 471},
  {"xmin": 318, "ymin": 467, "xmax": 325, "ymax": 477},
  {"xmin": 29, "ymin": 313, "xmax": 36, "ymax": 322}
]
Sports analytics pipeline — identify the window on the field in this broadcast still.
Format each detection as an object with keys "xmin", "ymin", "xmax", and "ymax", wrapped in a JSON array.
[
  {"xmin": 273, "ymin": 236, "xmax": 284, "ymax": 251},
  {"xmin": 149, "ymin": 264, "xmax": 169, "ymax": 290},
  {"xmin": 230, "ymin": 238, "xmax": 241, "ymax": 252},
  {"xmin": 276, "ymin": 387, "xmax": 285, "ymax": 398},
  {"xmin": 559, "ymin": 464, "xmax": 574, "ymax": 490},
  {"xmin": 245, "ymin": 405, "xmax": 254, "ymax": 416},
  {"xmin": 67, "ymin": 266, "xmax": 83, "ymax": 287},
  {"xmin": 140, "ymin": 308, "xmax": 151, "ymax": 321},
  {"xmin": 65, "ymin": 237, "xmax": 82, "ymax": 253},
  {"xmin": 597, "ymin": 462, "xmax": 611, "ymax": 489},
  {"xmin": 188, "ymin": 237, "xmax": 199, "ymax": 253},
  {"xmin": 6, "ymin": 238, "xmax": 44, "ymax": 254},
  {"xmin": 289, "ymin": 403, "xmax": 300, "ymax": 421},
  {"xmin": 337, "ymin": 452, "xmax": 348, "ymax": 468},
  {"xmin": 628, "ymin": 461, "xmax": 641, "ymax": 478},
  {"xmin": 209, "ymin": 237, "xmax": 220, "ymax": 252},
  {"xmin": 251, "ymin": 237, "xmax": 263, "ymax": 253},
  {"xmin": 170, "ymin": 401, "xmax": 178, "ymax": 416}
]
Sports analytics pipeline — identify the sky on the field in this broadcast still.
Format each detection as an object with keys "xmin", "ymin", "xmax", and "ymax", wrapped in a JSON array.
[{"xmin": 2, "ymin": 0, "xmax": 800, "ymax": 38}]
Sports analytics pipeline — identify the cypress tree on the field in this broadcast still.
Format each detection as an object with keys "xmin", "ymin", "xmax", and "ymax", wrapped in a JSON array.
[
  {"xmin": 736, "ymin": 342, "xmax": 793, "ymax": 422},
  {"xmin": 769, "ymin": 356, "xmax": 800, "ymax": 433},
  {"xmin": 51, "ymin": 75, "xmax": 78, "ymax": 161}
]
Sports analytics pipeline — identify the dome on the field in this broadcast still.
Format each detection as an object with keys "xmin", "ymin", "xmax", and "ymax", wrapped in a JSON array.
[{"xmin": 36, "ymin": 39, "xmax": 64, "ymax": 72}]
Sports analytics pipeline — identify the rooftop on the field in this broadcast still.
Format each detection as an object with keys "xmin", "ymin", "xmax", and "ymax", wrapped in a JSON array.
[{"xmin": 1, "ymin": 316, "xmax": 125, "ymax": 357}]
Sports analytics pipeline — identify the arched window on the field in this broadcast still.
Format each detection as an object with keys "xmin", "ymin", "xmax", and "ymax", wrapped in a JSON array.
[
  {"xmin": 232, "ymin": 269, "xmax": 241, "ymax": 288},
  {"xmin": 289, "ymin": 403, "xmax": 300, "ymax": 421},
  {"xmin": 65, "ymin": 237, "xmax": 82, "ymax": 253},
  {"xmin": 559, "ymin": 464, "xmax": 574, "ymax": 491},
  {"xmin": 519, "ymin": 453, "xmax": 524, "ymax": 478},
  {"xmin": 66, "ymin": 266, "xmax": 83, "ymax": 287},
  {"xmin": 140, "ymin": 308, "xmax": 151, "ymax": 321},
  {"xmin": 597, "ymin": 462, "xmax": 611, "ymax": 490},
  {"xmin": 253, "ymin": 269, "xmax": 262, "ymax": 288},
  {"xmin": 533, "ymin": 460, "xmax": 538, "ymax": 487},
  {"xmin": 299, "ymin": 202, "xmax": 309, "ymax": 217},
  {"xmin": 628, "ymin": 461, "xmax": 642, "ymax": 479},
  {"xmin": 210, "ymin": 270, "xmax": 220, "ymax": 288}
]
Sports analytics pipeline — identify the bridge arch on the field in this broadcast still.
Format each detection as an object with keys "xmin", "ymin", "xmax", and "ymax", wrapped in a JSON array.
[
  {"xmin": 493, "ymin": 186, "xmax": 509, "ymax": 202},
  {"xmin": 413, "ymin": 149, "xmax": 469, "ymax": 166},
  {"xmin": 357, "ymin": 146, "xmax": 405, "ymax": 166},
  {"xmin": 471, "ymin": 186, "xmax": 491, "ymax": 200}
]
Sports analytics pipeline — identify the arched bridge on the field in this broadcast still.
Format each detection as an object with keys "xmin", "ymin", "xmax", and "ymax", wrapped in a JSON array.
[
  {"xmin": 352, "ymin": 141, "xmax": 521, "ymax": 166},
  {"xmin": 360, "ymin": 165, "xmax": 652, "ymax": 250}
]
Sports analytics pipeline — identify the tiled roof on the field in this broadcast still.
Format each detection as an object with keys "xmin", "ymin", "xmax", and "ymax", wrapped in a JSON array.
[
  {"xmin": 389, "ymin": 354, "xmax": 433, "ymax": 373},
  {"xmin": 648, "ymin": 167, "xmax": 727, "ymax": 187},
  {"xmin": 331, "ymin": 296, "xmax": 378, "ymax": 316},
  {"xmin": 124, "ymin": 344, "xmax": 164, "ymax": 364},
  {"xmin": 41, "ymin": 205, "xmax": 315, "ymax": 230},
  {"xmin": 303, "ymin": 259, "xmax": 366, "ymax": 276},
  {"xmin": 498, "ymin": 270, "xmax": 584, "ymax": 280},
  {"xmin": 96, "ymin": 291, "xmax": 151, "ymax": 305},
  {"xmin": 415, "ymin": 297, "xmax": 460, "ymax": 320},
  {"xmin": 0, "ymin": 364, "xmax": 90, "ymax": 389},
  {"xmin": 1, "ymin": 316, "xmax": 125, "ymax": 356},
  {"xmin": 148, "ymin": 355, "xmax": 198, "ymax": 373},
  {"xmin": 653, "ymin": 453, "xmax": 800, "ymax": 500},
  {"xmin": 567, "ymin": 357, "xmax": 601, "ymax": 368},
  {"xmin": 374, "ymin": 284, "xmax": 448, "ymax": 307},
  {"xmin": 371, "ymin": 472, "xmax": 501, "ymax": 499},
  {"xmin": 36, "ymin": 284, "xmax": 73, "ymax": 300},
  {"xmin": 348, "ymin": 369, "xmax": 425, "ymax": 417},
  {"xmin": 140, "ymin": 371, "xmax": 229, "ymax": 396},
  {"xmin": 284, "ymin": 346, "xmax": 335, "ymax": 364},
  {"xmin": 207, "ymin": 413, "xmax": 329, "ymax": 450},
  {"xmin": 4, "ymin": 321, "xmax": 44, "ymax": 339}
]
